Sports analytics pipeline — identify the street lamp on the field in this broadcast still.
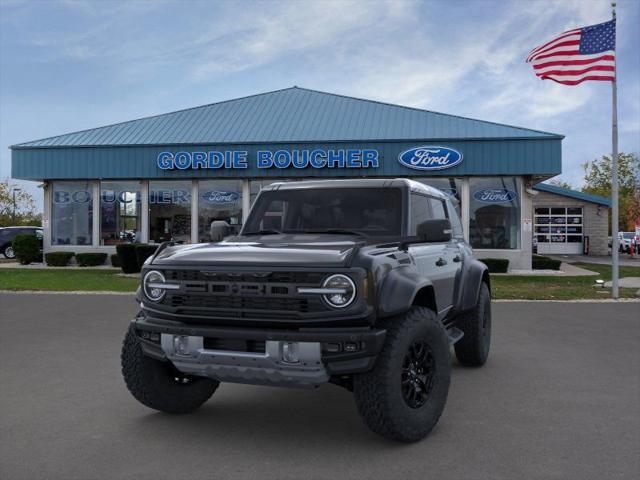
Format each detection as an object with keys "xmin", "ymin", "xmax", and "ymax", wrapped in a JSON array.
[{"xmin": 12, "ymin": 188, "xmax": 22, "ymax": 224}]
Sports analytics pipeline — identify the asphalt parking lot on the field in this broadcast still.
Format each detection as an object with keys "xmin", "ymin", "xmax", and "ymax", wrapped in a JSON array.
[{"xmin": 1, "ymin": 294, "xmax": 638, "ymax": 480}]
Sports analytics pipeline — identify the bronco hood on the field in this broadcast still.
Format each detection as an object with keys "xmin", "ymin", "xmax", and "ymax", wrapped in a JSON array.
[{"xmin": 150, "ymin": 235, "xmax": 361, "ymax": 268}]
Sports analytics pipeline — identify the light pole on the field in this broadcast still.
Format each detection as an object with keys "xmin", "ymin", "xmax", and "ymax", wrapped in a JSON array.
[{"xmin": 12, "ymin": 187, "xmax": 22, "ymax": 224}]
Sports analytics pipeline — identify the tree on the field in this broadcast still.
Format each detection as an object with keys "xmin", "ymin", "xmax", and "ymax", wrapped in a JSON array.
[
  {"xmin": 547, "ymin": 177, "xmax": 573, "ymax": 190},
  {"xmin": 0, "ymin": 180, "xmax": 41, "ymax": 227},
  {"xmin": 582, "ymin": 152, "xmax": 640, "ymax": 231}
]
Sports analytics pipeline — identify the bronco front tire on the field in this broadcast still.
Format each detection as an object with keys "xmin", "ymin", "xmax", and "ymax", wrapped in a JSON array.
[
  {"xmin": 353, "ymin": 307, "xmax": 451, "ymax": 442},
  {"xmin": 121, "ymin": 325, "xmax": 219, "ymax": 413}
]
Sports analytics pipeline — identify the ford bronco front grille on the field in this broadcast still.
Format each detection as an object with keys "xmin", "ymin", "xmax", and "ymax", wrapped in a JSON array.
[
  {"xmin": 169, "ymin": 294, "xmax": 317, "ymax": 314},
  {"xmin": 156, "ymin": 269, "xmax": 330, "ymax": 321}
]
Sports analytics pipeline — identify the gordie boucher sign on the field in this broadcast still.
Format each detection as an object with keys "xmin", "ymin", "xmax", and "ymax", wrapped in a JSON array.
[
  {"xmin": 156, "ymin": 146, "xmax": 463, "ymax": 171},
  {"xmin": 157, "ymin": 149, "xmax": 380, "ymax": 170}
]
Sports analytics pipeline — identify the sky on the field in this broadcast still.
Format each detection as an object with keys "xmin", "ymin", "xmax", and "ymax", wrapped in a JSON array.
[{"xmin": 1, "ymin": 0, "xmax": 639, "ymax": 211}]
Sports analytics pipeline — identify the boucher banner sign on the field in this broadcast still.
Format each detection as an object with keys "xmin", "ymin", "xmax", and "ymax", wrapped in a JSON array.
[{"xmin": 54, "ymin": 189, "xmax": 241, "ymax": 205}]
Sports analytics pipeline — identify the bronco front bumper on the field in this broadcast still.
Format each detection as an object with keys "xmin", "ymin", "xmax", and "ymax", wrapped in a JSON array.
[{"xmin": 133, "ymin": 313, "xmax": 386, "ymax": 388}]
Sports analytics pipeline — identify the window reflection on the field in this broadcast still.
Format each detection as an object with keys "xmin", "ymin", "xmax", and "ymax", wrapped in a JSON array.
[
  {"xmin": 198, "ymin": 180, "xmax": 243, "ymax": 242},
  {"xmin": 469, "ymin": 177, "xmax": 520, "ymax": 249},
  {"xmin": 100, "ymin": 181, "xmax": 141, "ymax": 245},
  {"xmin": 149, "ymin": 181, "xmax": 192, "ymax": 244},
  {"xmin": 51, "ymin": 181, "xmax": 93, "ymax": 245}
]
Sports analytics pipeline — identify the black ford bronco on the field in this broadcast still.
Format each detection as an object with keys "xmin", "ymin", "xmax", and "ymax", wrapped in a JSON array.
[{"xmin": 122, "ymin": 179, "xmax": 491, "ymax": 442}]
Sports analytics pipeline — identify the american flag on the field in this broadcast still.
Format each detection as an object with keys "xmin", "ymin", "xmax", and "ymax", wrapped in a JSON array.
[{"xmin": 526, "ymin": 19, "xmax": 616, "ymax": 85}]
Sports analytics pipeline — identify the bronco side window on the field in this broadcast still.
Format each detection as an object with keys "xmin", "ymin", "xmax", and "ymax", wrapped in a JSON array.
[
  {"xmin": 428, "ymin": 198, "xmax": 448, "ymax": 220},
  {"xmin": 409, "ymin": 193, "xmax": 431, "ymax": 235}
]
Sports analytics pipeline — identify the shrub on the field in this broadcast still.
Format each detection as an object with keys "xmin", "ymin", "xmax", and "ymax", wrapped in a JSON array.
[
  {"xmin": 45, "ymin": 252, "xmax": 75, "ymax": 267},
  {"xmin": 532, "ymin": 255, "xmax": 561, "ymax": 270},
  {"xmin": 135, "ymin": 244, "xmax": 158, "ymax": 269},
  {"xmin": 110, "ymin": 254, "xmax": 121, "ymax": 268},
  {"xmin": 480, "ymin": 258, "xmax": 509, "ymax": 273},
  {"xmin": 75, "ymin": 252, "xmax": 108, "ymax": 267},
  {"xmin": 12, "ymin": 234, "xmax": 41, "ymax": 265},
  {"xmin": 115, "ymin": 244, "xmax": 140, "ymax": 273}
]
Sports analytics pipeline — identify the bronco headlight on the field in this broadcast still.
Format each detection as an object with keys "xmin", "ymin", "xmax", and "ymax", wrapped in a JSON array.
[
  {"xmin": 322, "ymin": 274, "xmax": 356, "ymax": 308},
  {"xmin": 143, "ymin": 270, "xmax": 167, "ymax": 302}
]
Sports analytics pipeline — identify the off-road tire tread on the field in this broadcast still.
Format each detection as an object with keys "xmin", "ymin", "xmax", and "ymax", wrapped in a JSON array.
[
  {"xmin": 454, "ymin": 282, "xmax": 491, "ymax": 366},
  {"xmin": 353, "ymin": 307, "xmax": 451, "ymax": 442},
  {"xmin": 121, "ymin": 325, "xmax": 219, "ymax": 413}
]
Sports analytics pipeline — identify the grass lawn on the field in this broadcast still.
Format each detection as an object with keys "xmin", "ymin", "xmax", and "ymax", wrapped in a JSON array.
[
  {"xmin": 0, "ymin": 262, "xmax": 638, "ymax": 299},
  {"xmin": 491, "ymin": 263, "xmax": 640, "ymax": 300},
  {"xmin": 0, "ymin": 268, "xmax": 138, "ymax": 292}
]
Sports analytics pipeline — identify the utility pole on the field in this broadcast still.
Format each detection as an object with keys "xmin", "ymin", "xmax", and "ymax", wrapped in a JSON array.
[{"xmin": 12, "ymin": 187, "xmax": 22, "ymax": 224}]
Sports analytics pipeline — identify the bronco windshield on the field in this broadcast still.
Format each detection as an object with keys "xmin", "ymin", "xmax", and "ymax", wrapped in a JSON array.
[{"xmin": 243, "ymin": 187, "xmax": 403, "ymax": 237}]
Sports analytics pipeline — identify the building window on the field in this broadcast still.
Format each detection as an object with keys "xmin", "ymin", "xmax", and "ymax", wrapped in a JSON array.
[
  {"xmin": 149, "ymin": 181, "xmax": 192, "ymax": 244},
  {"xmin": 198, "ymin": 180, "xmax": 243, "ymax": 242},
  {"xmin": 414, "ymin": 178, "xmax": 462, "ymax": 216},
  {"xmin": 469, "ymin": 177, "xmax": 520, "ymax": 249},
  {"xmin": 100, "ymin": 181, "xmax": 141, "ymax": 245},
  {"xmin": 51, "ymin": 181, "xmax": 93, "ymax": 245}
]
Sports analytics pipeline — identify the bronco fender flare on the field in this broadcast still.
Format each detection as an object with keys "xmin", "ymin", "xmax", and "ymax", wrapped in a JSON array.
[
  {"xmin": 377, "ymin": 267, "xmax": 436, "ymax": 318},
  {"xmin": 457, "ymin": 258, "xmax": 490, "ymax": 313}
]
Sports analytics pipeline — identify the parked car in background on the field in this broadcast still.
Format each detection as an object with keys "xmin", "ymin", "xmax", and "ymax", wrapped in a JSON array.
[
  {"xmin": 619, "ymin": 232, "xmax": 635, "ymax": 253},
  {"xmin": 0, "ymin": 226, "xmax": 43, "ymax": 259}
]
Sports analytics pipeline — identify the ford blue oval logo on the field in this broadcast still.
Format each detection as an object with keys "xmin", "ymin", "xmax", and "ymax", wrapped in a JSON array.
[
  {"xmin": 200, "ymin": 191, "xmax": 240, "ymax": 204},
  {"xmin": 473, "ymin": 188, "xmax": 517, "ymax": 203},
  {"xmin": 398, "ymin": 146, "xmax": 463, "ymax": 170}
]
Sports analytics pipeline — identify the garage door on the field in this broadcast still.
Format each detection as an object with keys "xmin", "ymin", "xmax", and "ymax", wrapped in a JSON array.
[{"xmin": 535, "ymin": 207, "xmax": 583, "ymax": 254}]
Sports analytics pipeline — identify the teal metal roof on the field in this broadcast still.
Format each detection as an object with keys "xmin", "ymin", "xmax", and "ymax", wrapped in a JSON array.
[
  {"xmin": 12, "ymin": 87, "xmax": 562, "ymax": 148},
  {"xmin": 534, "ymin": 183, "xmax": 611, "ymax": 206}
]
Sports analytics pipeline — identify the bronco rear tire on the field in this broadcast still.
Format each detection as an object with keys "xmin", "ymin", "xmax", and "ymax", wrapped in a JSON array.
[
  {"xmin": 121, "ymin": 325, "xmax": 219, "ymax": 413},
  {"xmin": 353, "ymin": 307, "xmax": 451, "ymax": 442},
  {"xmin": 454, "ymin": 282, "xmax": 491, "ymax": 366}
]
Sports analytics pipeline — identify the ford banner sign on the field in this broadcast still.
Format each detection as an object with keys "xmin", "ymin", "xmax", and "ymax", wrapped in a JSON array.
[
  {"xmin": 473, "ymin": 188, "xmax": 518, "ymax": 203},
  {"xmin": 398, "ymin": 146, "xmax": 463, "ymax": 171}
]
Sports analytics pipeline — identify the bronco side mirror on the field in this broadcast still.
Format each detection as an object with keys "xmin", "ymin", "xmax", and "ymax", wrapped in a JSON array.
[
  {"xmin": 417, "ymin": 219, "xmax": 452, "ymax": 243},
  {"xmin": 210, "ymin": 221, "xmax": 231, "ymax": 242}
]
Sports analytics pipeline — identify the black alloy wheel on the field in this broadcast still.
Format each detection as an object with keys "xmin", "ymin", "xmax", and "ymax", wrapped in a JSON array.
[{"xmin": 401, "ymin": 340, "xmax": 436, "ymax": 409}]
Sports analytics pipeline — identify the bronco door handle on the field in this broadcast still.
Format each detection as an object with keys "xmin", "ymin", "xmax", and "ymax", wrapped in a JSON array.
[
  {"xmin": 453, "ymin": 255, "xmax": 461, "ymax": 263},
  {"xmin": 435, "ymin": 258, "xmax": 447, "ymax": 267}
]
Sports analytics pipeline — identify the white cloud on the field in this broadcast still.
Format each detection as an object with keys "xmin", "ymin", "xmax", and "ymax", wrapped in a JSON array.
[{"xmin": 190, "ymin": 0, "xmax": 403, "ymax": 79}]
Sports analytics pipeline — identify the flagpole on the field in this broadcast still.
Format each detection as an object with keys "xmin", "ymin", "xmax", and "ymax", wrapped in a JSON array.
[{"xmin": 611, "ymin": 1, "xmax": 619, "ymax": 298}]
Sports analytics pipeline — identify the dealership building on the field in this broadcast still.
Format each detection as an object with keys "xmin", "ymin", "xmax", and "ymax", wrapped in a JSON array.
[{"xmin": 10, "ymin": 87, "xmax": 611, "ymax": 269}]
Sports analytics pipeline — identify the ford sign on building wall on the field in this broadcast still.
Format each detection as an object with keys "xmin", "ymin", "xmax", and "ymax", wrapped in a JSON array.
[
  {"xmin": 13, "ymin": 86, "xmax": 607, "ymax": 269},
  {"xmin": 398, "ymin": 146, "xmax": 463, "ymax": 171}
]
